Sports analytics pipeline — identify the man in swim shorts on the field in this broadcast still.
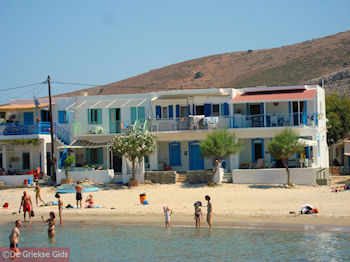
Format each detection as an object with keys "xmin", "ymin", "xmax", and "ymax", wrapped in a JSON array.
[
  {"xmin": 19, "ymin": 191, "xmax": 33, "ymax": 223},
  {"xmin": 75, "ymin": 181, "xmax": 84, "ymax": 209},
  {"xmin": 9, "ymin": 220, "xmax": 21, "ymax": 255}
]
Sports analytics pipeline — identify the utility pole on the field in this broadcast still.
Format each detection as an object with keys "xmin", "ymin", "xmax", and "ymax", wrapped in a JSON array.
[{"xmin": 47, "ymin": 75, "xmax": 56, "ymax": 183}]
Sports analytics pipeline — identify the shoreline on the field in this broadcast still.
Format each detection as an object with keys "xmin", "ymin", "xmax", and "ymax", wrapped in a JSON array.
[{"xmin": 1, "ymin": 213, "xmax": 350, "ymax": 233}]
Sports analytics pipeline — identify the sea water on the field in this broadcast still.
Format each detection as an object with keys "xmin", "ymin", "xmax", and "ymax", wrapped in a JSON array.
[{"xmin": 0, "ymin": 222, "xmax": 349, "ymax": 261}]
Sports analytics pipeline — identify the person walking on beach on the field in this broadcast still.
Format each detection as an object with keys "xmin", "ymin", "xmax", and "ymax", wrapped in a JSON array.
[
  {"xmin": 163, "ymin": 206, "xmax": 173, "ymax": 228},
  {"xmin": 205, "ymin": 195, "xmax": 212, "ymax": 228},
  {"xmin": 42, "ymin": 212, "xmax": 56, "ymax": 238},
  {"xmin": 19, "ymin": 191, "xmax": 33, "ymax": 223},
  {"xmin": 75, "ymin": 181, "xmax": 84, "ymax": 209},
  {"xmin": 34, "ymin": 184, "xmax": 47, "ymax": 206},
  {"xmin": 9, "ymin": 220, "xmax": 21, "ymax": 255},
  {"xmin": 55, "ymin": 193, "xmax": 63, "ymax": 225},
  {"xmin": 194, "ymin": 203, "xmax": 203, "ymax": 228}
]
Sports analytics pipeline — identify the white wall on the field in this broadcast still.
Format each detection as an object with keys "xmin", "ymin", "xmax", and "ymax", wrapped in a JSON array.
[
  {"xmin": 56, "ymin": 169, "xmax": 114, "ymax": 184},
  {"xmin": 0, "ymin": 175, "xmax": 34, "ymax": 185},
  {"xmin": 232, "ymin": 168, "xmax": 315, "ymax": 186}
]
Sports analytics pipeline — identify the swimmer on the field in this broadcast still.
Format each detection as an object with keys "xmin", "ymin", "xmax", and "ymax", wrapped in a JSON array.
[
  {"xmin": 34, "ymin": 184, "xmax": 47, "ymax": 206},
  {"xmin": 19, "ymin": 191, "xmax": 33, "ymax": 223},
  {"xmin": 42, "ymin": 212, "xmax": 56, "ymax": 238},
  {"xmin": 163, "ymin": 206, "xmax": 173, "ymax": 228},
  {"xmin": 194, "ymin": 203, "xmax": 203, "ymax": 228},
  {"xmin": 9, "ymin": 220, "xmax": 21, "ymax": 256},
  {"xmin": 205, "ymin": 195, "xmax": 213, "ymax": 228},
  {"xmin": 75, "ymin": 181, "xmax": 84, "ymax": 209},
  {"xmin": 55, "ymin": 193, "xmax": 63, "ymax": 225}
]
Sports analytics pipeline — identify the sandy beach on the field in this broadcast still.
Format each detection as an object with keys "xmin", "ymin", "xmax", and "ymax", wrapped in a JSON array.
[{"xmin": 1, "ymin": 180, "xmax": 349, "ymax": 230}]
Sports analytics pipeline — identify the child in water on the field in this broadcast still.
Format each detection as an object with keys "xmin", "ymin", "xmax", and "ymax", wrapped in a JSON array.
[
  {"xmin": 194, "ymin": 203, "xmax": 203, "ymax": 228},
  {"xmin": 163, "ymin": 206, "xmax": 173, "ymax": 228}
]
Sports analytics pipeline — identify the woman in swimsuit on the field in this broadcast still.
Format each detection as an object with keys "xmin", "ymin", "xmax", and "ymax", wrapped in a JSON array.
[
  {"xmin": 194, "ymin": 204, "xmax": 203, "ymax": 228},
  {"xmin": 42, "ymin": 212, "xmax": 55, "ymax": 238},
  {"xmin": 34, "ymin": 185, "xmax": 46, "ymax": 206},
  {"xmin": 85, "ymin": 194, "xmax": 95, "ymax": 208},
  {"xmin": 55, "ymin": 193, "xmax": 63, "ymax": 225}
]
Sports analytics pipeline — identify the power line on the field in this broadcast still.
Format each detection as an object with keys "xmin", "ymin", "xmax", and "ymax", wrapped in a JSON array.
[
  {"xmin": 0, "ymin": 81, "xmax": 46, "ymax": 92},
  {"xmin": 51, "ymin": 81, "xmax": 100, "ymax": 87}
]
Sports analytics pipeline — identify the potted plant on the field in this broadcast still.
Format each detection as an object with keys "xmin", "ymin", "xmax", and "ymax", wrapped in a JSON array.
[
  {"xmin": 91, "ymin": 165, "xmax": 95, "ymax": 170},
  {"xmin": 62, "ymin": 155, "xmax": 75, "ymax": 184},
  {"xmin": 83, "ymin": 164, "xmax": 89, "ymax": 170}
]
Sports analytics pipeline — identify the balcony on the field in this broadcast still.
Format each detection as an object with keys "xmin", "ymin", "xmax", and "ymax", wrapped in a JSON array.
[
  {"xmin": 0, "ymin": 121, "xmax": 70, "ymax": 145},
  {"xmin": 148, "ymin": 113, "xmax": 318, "ymax": 132}
]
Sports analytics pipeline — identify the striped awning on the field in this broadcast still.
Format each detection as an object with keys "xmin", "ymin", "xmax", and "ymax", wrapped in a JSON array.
[
  {"xmin": 65, "ymin": 98, "xmax": 147, "ymax": 111},
  {"xmin": 57, "ymin": 139, "xmax": 113, "ymax": 149}
]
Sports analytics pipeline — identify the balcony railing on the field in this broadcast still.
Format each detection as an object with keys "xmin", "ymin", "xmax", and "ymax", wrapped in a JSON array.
[
  {"xmin": 148, "ymin": 113, "xmax": 318, "ymax": 132},
  {"xmin": 0, "ymin": 121, "xmax": 70, "ymax": 145}
]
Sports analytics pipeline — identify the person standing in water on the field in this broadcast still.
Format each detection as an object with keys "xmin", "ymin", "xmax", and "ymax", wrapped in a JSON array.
[
  {"xmin": 194, "ymin": 203, "xmax": 203, "ymax": 228},
  {"xmin": 19, "ymin": 191, "xmax": 33, "ymax": 223},
  {"xmin": 9, "ymin": 220, "xmax": 21, "ymax": 255},
  {"xmin": 75, "ymin": 181, "xmax": 84, "ymax": 209},
  {"xmin": 55, "ymin": 193, "xmax": 63, "ymax": 225},
  {"xmin": 34, "ymin": 184, "xmax": 47, "ymax": 206},
  {"xmin": 163, "ymin": 206, "xmax": 173, "ymax": 228},
  {"xmin": 205, "ymin": 195, "xmax": 213, "ymax": 228},
  {"xmin": 42, "ymin": 212, "xmax": 56, "ymax": 238}
]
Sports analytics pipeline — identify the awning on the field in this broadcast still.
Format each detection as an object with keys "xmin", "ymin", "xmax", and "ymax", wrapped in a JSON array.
[
  {"xmin": 57, "ymin": 139, "xmax": 113, "ymax": 149},
  {"xmin": 65, "ymin": 98, "xmax": 147, "ymax": 111},
  {"xmin": 298, "ymin": 138, "xmax": 318, "ymax": 146},
  {"xmin": 0, "ymin": 103, "xmax": 52, "ymax": 111}
]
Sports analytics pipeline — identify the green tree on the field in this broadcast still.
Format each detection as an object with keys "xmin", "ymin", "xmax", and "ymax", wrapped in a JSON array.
[
  {"xmin": 64, "ymin": 155, "xmax": 75, "ymax": 179},
  {"xmin": 267, "ymin": 129, "xmax": 305, "ymax": 186},
  {"xmin": 112, "ymin": 127, "xmax": 157, "ymax": 181},
  {"xmin": 326, "ymin": 93, "xmax": 350, "ymax": 145},
  {"xmin": 200, "ymin": 130, "xmax": 244, "ymax": 183}
]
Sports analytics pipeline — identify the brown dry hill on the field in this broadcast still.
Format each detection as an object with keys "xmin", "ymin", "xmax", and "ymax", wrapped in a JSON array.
[{"xmin": 60, "ymin": 30, "xmax": 350, "ymax": 97}]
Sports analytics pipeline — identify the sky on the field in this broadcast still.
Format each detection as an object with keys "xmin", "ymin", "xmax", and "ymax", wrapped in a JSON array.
[{"xmin": 0, "ymin": 0, "xmax": 349, "ymax": 104}]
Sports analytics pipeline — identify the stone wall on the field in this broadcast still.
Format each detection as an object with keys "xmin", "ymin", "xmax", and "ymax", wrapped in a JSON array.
[
  {"xmin": 186, "ymin": 170, "xmax": 212, "ymax": 184},
  {"xmin": 145, "ymin": 171, "xmax": 178, "ymax": 184}
]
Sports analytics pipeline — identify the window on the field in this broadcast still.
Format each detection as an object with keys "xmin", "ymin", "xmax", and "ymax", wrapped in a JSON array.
[
  {"xmin": 131, "ymin": 107, "xmax": 145, "ymax": 123},
  {"xmin": 86, "ymin": 148, "xmax": 103, "ymax": 165},
  {"xmin": 212, "ymin": 104, "xmax": 220, "ymax": 116},
  {"xmin": 195, "ymin": 105, "xmax": 204, "ymax": 115},
  {"xmin": 58, "ymin": 111, "xmax": 68, "ymax": 123},
  {"xmin": 88, "ymin": 109, "xmax": 102, "ymax": 124},
  {"xmin": 180, "ymin": 106, "xmax": 188, "ymax": 117},
  {"xmin": 23, "ymin": 152, "xmax": 30, "ymax": 169},
  {"xmin": 162, "ymin": 107, "xmax": 168, "ymax": 119}
]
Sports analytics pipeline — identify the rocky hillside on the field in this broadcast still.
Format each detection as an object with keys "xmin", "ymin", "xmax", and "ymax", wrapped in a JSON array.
[{"xmin": 59, "ymin": 30, "xmax": 350, "ymax": 97}]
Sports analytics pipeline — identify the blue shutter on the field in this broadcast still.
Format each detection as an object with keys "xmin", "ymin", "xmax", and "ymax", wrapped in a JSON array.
[
  {"xmin": 86, "ymin": 149, "xmax": 92, "ymax": 165},
  {"xmin": 155, "ymin": 106, "xmax": 161, "ymax": 118},
  {"xmin": 204, "ymin": 104, "xmax": 212, "ymax": 117},
  {"xmin": 131, "ymin": 107, "xmax": 137, "ymax": 123},
  {"xmin": 23, "ymin": 112, "xmax": 33, "ymax": 123},
  {"xmin": 223, "ymin": 103, "xmax": 229, "ymax": 116},
  {"xmin": 88, "ymin": 109, "xmax": 92, "ymax": 124},
  {"xmin": 303, "ymin": 101, "xmax": 307, "ymax": 125},
  {"xmin": 58, "ymin": 111, "xmax": 64, "ymax": 124},
  {"xmin": 168, "ymin": 105, "xmax": 173, "ymax": 118},
  {"xmin": 169, "ymin": 142, "xmax": 181, "ymax": 166},
  {"xmin": 65, "ymin": 111, "xmax": 69, "ymax": 123},
  {"xmin": 97, "ymin": 148, "xmax": 103, "ymax": 164},
  {"xmin": 260, "ymin": 103, "xmax": 264, "ymax": 114},
  {"xmin": 192, "ymin": 105, "xmax": 195, "ymax": 115},
  {"xmin": 187, "ymin": 105, "xmax": 191, "ymax": 116},
  {"xmin": 246, "ymin": 104, "xmax": 250, "ymax": 115},
  {"xmin": 175, "ymin": 105, "xmax": 180, "ymax": 118},
  {"xmin": 137, "ymin": 107, "xmax": 145, "ymax": 121},
  {"xmin": 97, "ymin": 109, "xmax": 102, "ymax": 124},
  {"xmin": 220, "ymin": 104, "xmax": 224, "ymax": 116}
]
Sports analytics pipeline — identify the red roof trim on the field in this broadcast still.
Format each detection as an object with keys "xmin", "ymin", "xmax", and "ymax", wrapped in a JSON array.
[{"xmin": 231, "ymin": 89, "xmax": 317, "ymax": 102}]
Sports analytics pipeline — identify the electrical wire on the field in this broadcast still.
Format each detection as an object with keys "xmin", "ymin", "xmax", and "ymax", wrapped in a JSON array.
[
  {"xmin": 0, "ymin": 81, "xmax": 46, "ymax": 92},
  {"xmin": 51, "ymin": 81, "xmax": 99, "ymax": 87}
]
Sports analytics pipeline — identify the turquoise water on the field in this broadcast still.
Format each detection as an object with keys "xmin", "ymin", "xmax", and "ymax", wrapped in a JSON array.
[{"xmin": 0, "ymin": 222, "xmax": 349, "ymax": 261}]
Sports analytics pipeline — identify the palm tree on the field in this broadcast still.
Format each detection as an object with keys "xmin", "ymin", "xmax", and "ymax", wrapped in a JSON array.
[
  {"xmin": 268, "ymin": 128, "xmax": 305, "ymax": 186},
  {"xmin": 200, "ymin": 130, "xmax": 244, "ymax": 183}
]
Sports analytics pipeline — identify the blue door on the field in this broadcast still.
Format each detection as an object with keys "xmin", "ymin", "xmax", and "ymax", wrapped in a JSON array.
[
  {"xmin": 23, "ymin": 112, "xmax": 33, "ymax": 122},
  {"xmin": 189, "ymin": 142, "xmax": 204, "ymax": 170}
]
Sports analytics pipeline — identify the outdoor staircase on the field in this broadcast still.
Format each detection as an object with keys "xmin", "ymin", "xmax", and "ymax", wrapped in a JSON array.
[
  {"xmin": 222, "ymin": 173, "xmax": 233, "ymax": 183},
  {"xmin": 177, "ymin": 174, "xmax": 187, "ymax": 183}
]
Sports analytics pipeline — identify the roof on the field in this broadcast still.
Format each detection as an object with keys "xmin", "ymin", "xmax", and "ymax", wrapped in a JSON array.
[
  {"xmin": 65, "ymin": 98, "xmax": 147, "ymax": 111},
  {"xmin": 0, "ymin": 103, "xmax": 52, "ymax": 111},
  {"xmin": 57, "ymin": 139, "xmax": 113, "ymax": 149},
  {"xmin": 231, "ymin": 89, "xmax": 317, "ymax": 103}
]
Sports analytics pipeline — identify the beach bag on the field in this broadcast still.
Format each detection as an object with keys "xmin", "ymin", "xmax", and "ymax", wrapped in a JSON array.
[
  {"xmin": 31, "ymin": 210, "xmax": 35, "ymax": 217},
  {"xmin": 3, "ymin": 202, "xmax": 8, "ymax": 208}
]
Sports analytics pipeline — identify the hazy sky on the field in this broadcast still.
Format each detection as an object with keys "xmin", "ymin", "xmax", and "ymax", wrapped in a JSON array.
[{"xmin": 1, "ymin": 0, "xmax": 349, "ymax": 104}]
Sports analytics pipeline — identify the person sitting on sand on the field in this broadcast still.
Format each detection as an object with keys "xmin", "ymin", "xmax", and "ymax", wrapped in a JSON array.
[
  {"xmin": 194, "ymin": 203, "xmax": 203, "ymax": 228},
  {"xmin": 34, "ymin": 185, "xmax": 47, "ymax": 206},
  {"xmin": 55, "ymin": 193, "xmax": 63, "ymax": 225},
  {"xmin": 300, "ymin": 204, "xmax": 319, "ymax": 215},
  {"xmin": 75, "ymin": 181, "xmax": 84, "ymax": 209},
  {"xmin": 331, "ymin": 185, "xmax": 349, "ymax": 192},
  {"xmin": 163, "ymin": 206, "xmax": 173, "ymax": 228},
  {"xmin": 19, "ymin": 191, "xmax": 33, "ymax": 223},
  {"xmin": 42, "ymin": 212, "xmax": 55, "ymax": 238},
  {"xmin": 9, "ymin": 220, "xmax": 21, "ymax": 256},
  {"xmin": 85, "ymin": 194, "xmax": 95, "ymax": 208}
]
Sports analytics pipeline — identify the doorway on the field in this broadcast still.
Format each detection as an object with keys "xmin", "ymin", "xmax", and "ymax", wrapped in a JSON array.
[
  {"xmin": 112, "ymin": 154, "xmax": 122, "ymax": 173},
  {"xmin": 189, "ymin": 141, "xmax": 204, "ymax": 170}
]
